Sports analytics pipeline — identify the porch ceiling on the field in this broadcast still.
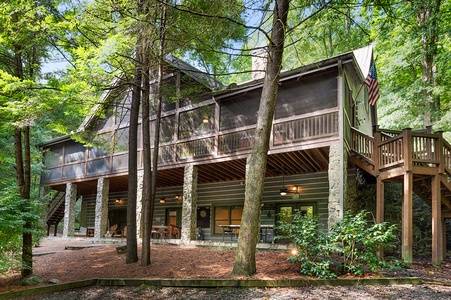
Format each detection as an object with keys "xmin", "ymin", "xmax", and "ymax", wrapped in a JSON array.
[{"xmin": 50, "ymin": 147, "xmax": 330, "ymax": 196}]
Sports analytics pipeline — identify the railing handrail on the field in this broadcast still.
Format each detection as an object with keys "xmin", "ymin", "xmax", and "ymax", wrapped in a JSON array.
[{"xmin": 46, "ymin": 191, "xmax": 65, "ymax": 220}]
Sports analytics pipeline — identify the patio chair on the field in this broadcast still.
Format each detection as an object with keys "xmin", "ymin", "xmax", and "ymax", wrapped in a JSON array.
[{"xmin": 106, "ymin": 224, "xmax": 118, "ymax": 237}]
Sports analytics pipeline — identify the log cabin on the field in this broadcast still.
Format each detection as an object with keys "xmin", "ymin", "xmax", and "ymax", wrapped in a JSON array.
[{"xmin": 40, "ymin": 45, "xmax": 450, "ymax": 265}]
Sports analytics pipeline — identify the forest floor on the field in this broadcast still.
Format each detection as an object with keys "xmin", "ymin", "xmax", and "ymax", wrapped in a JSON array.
[{"xmin": 2, "ymin": 237, "xmax": 451, "ymax": 299}]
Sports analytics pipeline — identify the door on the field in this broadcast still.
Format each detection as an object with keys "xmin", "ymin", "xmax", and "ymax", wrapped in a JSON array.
[
  {"xmin": 276, "ymin": 203, "xmax": 316, "ymax": 243},
  {"xmin": 166, "ymin": 208, "xmax": 181, "ymax": 226}
]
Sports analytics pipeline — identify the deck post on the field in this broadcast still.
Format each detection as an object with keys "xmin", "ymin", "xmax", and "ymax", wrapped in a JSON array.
[
  {"xmin": 376, "ymin": 177, "xmax": 384, "ymax": 223},
  {"xmin": 431, "ymin": 174, "xmax": 443, "ymax": 265},
  {"xmin": 62, "ymin": 182, "xmax": 77, "ymax": 238},
  {"xmin": 181, "ymin": 164, "xmax": 198, "ymax": 243},
  {"xmin": 402, "ymin": 128, "xmax": 413, "ymax": 264},
  {"xmin": 402, "ymin": 171, "xmax": 413, "ymax": 264},
  {"xmin": 442, "ymin": 219, "xmax": 447, "ymax": 259},
  {"xmin": 94, "ymin": 177, "xmax": 109, "ymax": 238}
]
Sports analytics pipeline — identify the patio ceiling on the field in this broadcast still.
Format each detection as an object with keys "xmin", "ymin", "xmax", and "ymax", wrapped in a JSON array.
[{"xmin": 49, "ymin": 147, "xmax": 330, "ymax": 196}]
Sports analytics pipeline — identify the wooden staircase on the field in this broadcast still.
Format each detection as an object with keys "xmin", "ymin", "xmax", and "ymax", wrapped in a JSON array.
[
  {"xmin": 45, "ymin": 191, "xmax": 65, "ymax": 236},
  {"xmin": 349, "ymin": 126, "xmax": 451, "ymax": 264}
]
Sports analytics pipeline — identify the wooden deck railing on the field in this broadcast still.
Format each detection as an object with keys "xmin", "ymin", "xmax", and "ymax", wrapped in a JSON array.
[
  {"xmin": 351, "ymin": 128, "xmax": 375, "ymax": 163},
  {"xmin": 351, "ymin": 127, "xmax": 448, "ymax": 174},
  {"xmin": 42, "ymin": 110, "xmax": 339, "ymax": 184}
]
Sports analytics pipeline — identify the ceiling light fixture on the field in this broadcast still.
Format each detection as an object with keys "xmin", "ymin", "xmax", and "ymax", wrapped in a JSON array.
[{"xmin": 160, "ymin": 186, "xmax": 166, "ymax": 203}]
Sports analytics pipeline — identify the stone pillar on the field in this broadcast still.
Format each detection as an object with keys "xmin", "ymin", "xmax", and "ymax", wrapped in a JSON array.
[
  {"xmin": 328, "ymin": 144, "xmax": 347, "ymax": 229},
  {"xmin": 62, "ymin": 182, "xmax": 77, "ymax": 238},
  {"xmin": 181, "ymin": 164, "xmax": 198, "ymax": 243},
  {"xmin": 136, "ymin": 170, "xmax": 144, "ymax": 238},
  {"xmin": 94, "ymin": 178, "xmax": 109, "ymax": 238}
]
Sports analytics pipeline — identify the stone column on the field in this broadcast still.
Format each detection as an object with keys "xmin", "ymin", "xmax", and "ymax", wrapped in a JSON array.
[
  {"xmin": 62, "ymin": 182, "xmax": 77, "ymax": 238},
  {"xmin": 328, "ymin": 144, "xmax": 347, "ymax": 229},
  {"xmin": 94, "ymin": 178, "xmax": 109, "ymax": 238},
  {"xmin": 136, "ymin": 170, "xmax": 144, "ymax": 238},
  {"xmin": 181, "ymin": 164, "xmax": 198, "ymax": 243}
]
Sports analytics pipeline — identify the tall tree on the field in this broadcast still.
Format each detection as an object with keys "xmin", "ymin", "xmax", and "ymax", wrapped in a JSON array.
[
  {"xmin": 232, "ymin": 0, "xmax": 290, "ymax": 276},
  {"xmin": 374, "ymin": 0, "xmax": 451, "ymax": 132},
  {"xmin": 0, "ymin": 0, "xmax": 65, "ymax": 276}
]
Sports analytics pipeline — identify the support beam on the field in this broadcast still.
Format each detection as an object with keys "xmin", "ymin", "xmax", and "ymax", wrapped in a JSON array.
[
  {"xmin": 181, "ymin": 164, "xmax": 198, "ymax": 243},
  {"xmin": 376, "ymin": 177, "xmax": 384, "ymax": 224},
  {"xmin": 94, "ymin": 178, "xmax": 109, "ymax": 238},
  {"xmin": 402, "ymin": 172, "xmax": 413, "ymax": 264},
  {"xmin": 431, "ymin": 174, "xmax": 443, "ymax": 265},
  {"xmin": 328, "ymin": 144, "xmax": 346, "ymax": 229},
  {"xmin": 376, "ymin": 176, "xmax": 385, "ymax": 258},
  {"xmin": 62, "ymin": 182, "xmax": 77, "ymax": 238}
]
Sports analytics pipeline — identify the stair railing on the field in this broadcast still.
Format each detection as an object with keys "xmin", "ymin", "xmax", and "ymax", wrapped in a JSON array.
[{"xmin": 46, "ymin": 191, "xmax": 65, "ymax": 222}]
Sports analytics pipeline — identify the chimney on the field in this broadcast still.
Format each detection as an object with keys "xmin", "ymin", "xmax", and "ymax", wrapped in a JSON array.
[{"xmin": 251, "ymin": 48, "xmax": 267, "ymax": 80}]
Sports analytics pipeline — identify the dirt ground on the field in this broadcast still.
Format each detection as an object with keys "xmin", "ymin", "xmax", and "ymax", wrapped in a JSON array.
[{"xmin": 2, "ymin": 237, "xmax": 451, "ymax": 299}]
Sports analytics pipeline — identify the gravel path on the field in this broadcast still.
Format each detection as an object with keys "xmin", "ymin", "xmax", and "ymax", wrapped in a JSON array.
[{"xmin": 20, "ymin": 284, "xmax": 451, "ymax": 300}]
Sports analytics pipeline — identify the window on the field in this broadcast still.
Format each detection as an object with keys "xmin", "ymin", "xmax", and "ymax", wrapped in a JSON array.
[
  {"xmin": 277, "ymin": 203, "xmax": 315, "ymax": 223},
  {"xmin": 214, "ymin": 205, "xmax": 243, "ymax": 234}
]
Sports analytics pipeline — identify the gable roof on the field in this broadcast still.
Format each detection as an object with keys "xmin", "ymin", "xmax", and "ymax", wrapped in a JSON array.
[{"xmin": 164, "ymin": 54, "xmax": 224, "ymax": 90}]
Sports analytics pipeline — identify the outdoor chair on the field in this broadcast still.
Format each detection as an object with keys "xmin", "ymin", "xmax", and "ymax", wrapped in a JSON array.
[{"xmin": 106, "ymin": 224, "xmax": 118, "ymax": 237}]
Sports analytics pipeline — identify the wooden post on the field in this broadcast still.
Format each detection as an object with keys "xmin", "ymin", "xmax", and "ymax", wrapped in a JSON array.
[
  {"xmin": 376, "ymin": 176, "xmax": 384, "ymax": 258},
  {"xmin": 402, "ymin": 171, "xmax": 413, "ymax": 264},
  {"xmin": 376, "ymin": 177, "xmax": 384, "ymax": 223},
  {"xmin": 402, "ymin": 128, "xmax": 413, "ymax": 264},
  {"xmin": 431, "ymin": 174, "xmax": 443, "ymax": 265},
  {"xmin": 442, "ymin": 219, "xmax": 447, "ymax": 260}
]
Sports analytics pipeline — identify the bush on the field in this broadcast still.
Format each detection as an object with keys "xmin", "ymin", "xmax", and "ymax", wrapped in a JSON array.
[
  {"xmin": 0, "ymin": 188, "xmax": 44, "ymax": 275},
  {"xmin": 276, "ymin": 210, "xmax": 400, "ymax": 279}
]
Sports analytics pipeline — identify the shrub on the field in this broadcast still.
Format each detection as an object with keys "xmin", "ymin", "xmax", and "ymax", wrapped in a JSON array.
[{"xmin": 276, "ymin": 210, "xmax": 400, "ymax": 279}]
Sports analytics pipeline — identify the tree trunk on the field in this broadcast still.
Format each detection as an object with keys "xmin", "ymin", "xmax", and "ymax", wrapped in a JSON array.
[
  {"xmin": 13, "ymin": 43, "xmax": 33, "ymax": 277},
  {"xmin": 417, "ymin": 0, "xmax": 441, "ymax": 127},
  {"xmin": 141, "ymin": 56, "xmax": 152, "ymax": 266},
  {"xmin": 231, "ymin": 0, "xmax": 290, "ymax": 276},
  {"xmin": 140, "ymin": 0, "xmax": 152, "ymax": 267},
  {"xmin": 126, "ymin": 56, "xmax": 141, "ymax": 264},
  {"xmin": 14, "ymin": 125, "xmax": 32, "ymax": 277}
]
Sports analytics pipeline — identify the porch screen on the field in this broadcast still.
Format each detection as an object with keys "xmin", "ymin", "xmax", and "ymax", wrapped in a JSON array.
[
  {"xmin": 275, "ymin": 70, "xmax": 337, "ymax": 119},
  {"xmin": 159, "ymin": 115, "xmax": 176, "ymax": 143},
  {"xmin": 64, "ymin": 142, "xmax": 85, "ymax": 164},
  {"xmin": 44, "ymin": 146, "xmax": 62, "ymax": 167},
  {"xmin": 178, "ymin": 105, "xmax": 215, "ymax": 139},
  {"xmin": 220, "ymin": 90, "xmax": 261, "ymax": 131}
]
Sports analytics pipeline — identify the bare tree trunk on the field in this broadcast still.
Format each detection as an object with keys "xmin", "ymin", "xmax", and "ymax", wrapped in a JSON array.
[
  {"xmin": 141, "ymin": 0, "xmax": 166, "ymax": 266},
  {"xmin": 126, "ymin": 56, "xmax": 141, "ymax": 264},
  {"xmin": 417, "ymin": 0, "xmax": 441, "ymax": 127},
  {"xmin": 13, "ymin": 43, "xmax": 32, "ymax": 277},
  {"xmin": 231, "ymin": 0, "xmax": 290, "ymax": 276},
  {"xmin": 140, "ymin": 0, "xmax": 152, "ymax": 267},
  {"xmin": 141, "ymin": 54, "xmax": 152, "ymax": 266}
]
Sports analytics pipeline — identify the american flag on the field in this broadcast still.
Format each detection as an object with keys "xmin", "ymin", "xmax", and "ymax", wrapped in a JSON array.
[{"xmin": 364, "ymin": 62, "xmax": 380, "ymax": 106}]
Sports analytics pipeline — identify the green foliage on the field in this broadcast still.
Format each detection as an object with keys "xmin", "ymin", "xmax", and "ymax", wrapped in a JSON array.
[
  {"xmin": 276, "ymin": 210, "xmax": 399, "ymax": 279},
  {"xmin": 0, "ymin": 187, "xmax": 45, "ymax": 275}
]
